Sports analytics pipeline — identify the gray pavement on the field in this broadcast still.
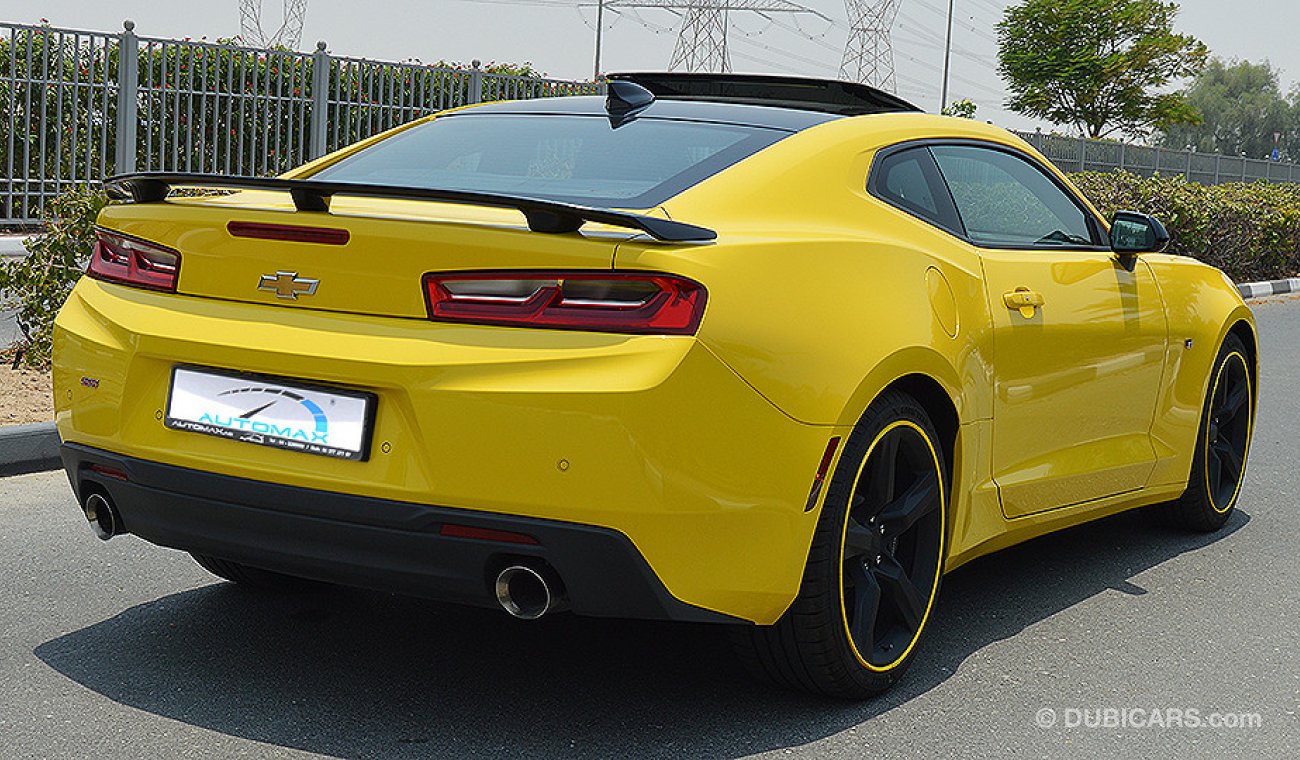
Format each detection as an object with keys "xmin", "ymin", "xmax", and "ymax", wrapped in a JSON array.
[{"xmin": 2, "ymin": 300, "xmax": 1299, "ymax": 759}]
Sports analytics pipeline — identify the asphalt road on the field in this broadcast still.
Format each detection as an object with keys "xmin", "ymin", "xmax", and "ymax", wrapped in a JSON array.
[{"xmin": 2, "ymin": 301, "xmax": 1299, "ymax": 759}]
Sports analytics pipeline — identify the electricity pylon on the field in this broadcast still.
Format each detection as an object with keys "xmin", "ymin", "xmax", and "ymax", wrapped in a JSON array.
[
  {"xmin": 609, "ymin": 0, "xmax": 828, "ymax": 73},
  {"xmin": 840, "ymin": 0, "xmax": 899, "ymax": 91},
  {"xmin": 239, "ymin": 0, "xmax": 310, "ymax": 49}
]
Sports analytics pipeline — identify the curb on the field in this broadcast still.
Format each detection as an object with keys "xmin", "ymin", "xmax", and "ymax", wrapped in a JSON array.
[
  {"xmin": 0, "ymin": 422, "xmax": 60, "ymax": 476},
  {"xmin": 0, "ymin": 277, "xmax": 1285, "ymax": 477},
  {"xmin": 1239, "ymin": 278, "xmax": 1300, "ymax": 300},
  {"xmin": 0, "ymin": 235, "xmax": 32, "ymax": 258}
]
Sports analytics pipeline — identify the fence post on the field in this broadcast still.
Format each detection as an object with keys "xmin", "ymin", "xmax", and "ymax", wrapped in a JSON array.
[
  {"xmin": 113, "ymin": 20, "xmax": 139, "ymax": 174},
  {"xmin": 469, "ymin": 60, "xmax": 483, "ymax": 105},
  {"xmin": 1184, "ymin": 148, "xmax": 1192, "ymax": 180},
  {"xmin": 1119, "ymin": 141, "xmax": 1127, "ymax": 173},
  {"xmin": 1078, "ymin": 138, "xmax": 1087, "ymax": 173},
  {"xmin": 309, "ymin": 41, "xmax": 330, "ymax": 160}
]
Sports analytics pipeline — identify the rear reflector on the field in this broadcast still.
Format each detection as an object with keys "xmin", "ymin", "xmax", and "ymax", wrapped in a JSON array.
[
  {"xmin": 227, "ymin": 221, "xmax": 350, "ymax": 245},
  {"xmin": 805, "ymin": 436, "xmax": 842, "ymax": 511},
  {"xmin": 423, "ymin": 270, "xmax": 707, "ymax": 335},
  {"xmin": 88, "ymin": 463, "xmax": 129, "ymax": 481},
  {"xmin": 87, "ymin": 228, "xmax": 180, "ymax": 292},
  {"xmin": 439, "ymin": 523, "xmax": 541, "ymax": 545}
]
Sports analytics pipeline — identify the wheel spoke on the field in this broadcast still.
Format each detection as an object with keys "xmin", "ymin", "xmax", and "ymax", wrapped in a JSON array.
[
  {"xmin": 844, "ymin": 518, "xmax": 875, "ymax": 558},
  {"xmin": 845, "ymin": 561, "xmax": 882, "ymax": 646},
  {"xmin": 877, "ymin": 476, "xmax": 938, "ymax": 538},
  {"xmin": 874, "ymin": 555, "xmax": 926, "ymax": 632},
  {"xmin": 864, "ymin": 432, "xmax": 900, "ymax": 508},
  {"xmin": 1219, "ymin": 379, "xmax": 1248, "ymax": 423},
  {"xmin": 1212, "ymin": 440, "xmax": 1243, "ymax": 483}
]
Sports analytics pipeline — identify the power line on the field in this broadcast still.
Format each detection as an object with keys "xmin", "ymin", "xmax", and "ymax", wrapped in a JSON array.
[
  {"xmin": 607, "ymin": 0, "xmax": 829, "ymax": 73},
  {"xmin": 910, "ymin": 0, "xmax": 997, "ymax": 42}
]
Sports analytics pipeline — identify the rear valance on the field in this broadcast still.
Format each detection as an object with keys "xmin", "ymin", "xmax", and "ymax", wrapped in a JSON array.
[{"xmin": 103, "ymin": 173, "xmax": 717, "ymax": 244}]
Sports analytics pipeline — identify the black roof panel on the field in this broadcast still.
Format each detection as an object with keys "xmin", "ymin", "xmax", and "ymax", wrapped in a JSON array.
[
  {"xmin": 458, "ymin": 95, "xmax": 843, "ymax": 132},
  {"xmin": 610, "ymin": 72, "xmax": 922, "ymax": 116}
]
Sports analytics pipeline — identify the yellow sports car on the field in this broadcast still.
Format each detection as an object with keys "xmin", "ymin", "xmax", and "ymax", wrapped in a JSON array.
[{"xmin": 53, "ymin": 73, "xmax": 1256, "ymax": 698}]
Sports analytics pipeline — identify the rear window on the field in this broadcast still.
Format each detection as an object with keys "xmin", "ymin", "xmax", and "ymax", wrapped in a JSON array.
[{"xmin": 309, "ymin": 114, "xmax": 789, "ymax": 208}]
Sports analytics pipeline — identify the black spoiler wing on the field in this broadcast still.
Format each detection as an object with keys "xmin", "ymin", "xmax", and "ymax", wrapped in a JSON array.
[{"xmin": 102, "ymin": 173, "xmax": 717, "ymax": 243}]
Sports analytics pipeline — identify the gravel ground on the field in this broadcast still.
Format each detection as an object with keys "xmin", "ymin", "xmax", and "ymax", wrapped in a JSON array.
[{"xmin": 0, "ymin": 367, "xmax": 53, "ymax": 425}]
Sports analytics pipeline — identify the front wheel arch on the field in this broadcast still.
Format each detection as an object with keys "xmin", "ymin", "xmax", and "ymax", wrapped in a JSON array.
[{"xmin": 1226, "ymin": 318, "xmax": 1258, "ymax": 397}]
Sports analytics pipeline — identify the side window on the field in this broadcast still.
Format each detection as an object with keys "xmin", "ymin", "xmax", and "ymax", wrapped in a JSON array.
[
  {"xmin": 930, "ymin": 145, "xmax": 1099, "ymax": 248},
  {"xmin": 869, "ymin": 147, "xmax": 963, "ymax": 234}
]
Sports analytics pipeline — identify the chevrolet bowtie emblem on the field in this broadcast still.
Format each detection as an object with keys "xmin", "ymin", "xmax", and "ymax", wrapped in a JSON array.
[{"xmin": 258, "ymin": 271, "xmax": 319, "ymax": 300}]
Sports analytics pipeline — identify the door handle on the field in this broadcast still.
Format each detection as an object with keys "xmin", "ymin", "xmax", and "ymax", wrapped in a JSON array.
[{"xmin": 1003, "ymin": 288, "xmax": 1044, "ymax": 318}]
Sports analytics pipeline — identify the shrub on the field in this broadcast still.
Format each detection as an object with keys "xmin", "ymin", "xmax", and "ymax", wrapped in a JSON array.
[
  {"xmin": 1069, "ymin": 171, "xmax": 1300, "ymax": 282},
  {"xmin": 0, "ymin": 187, "xmax": 107, "ymax": 368}
]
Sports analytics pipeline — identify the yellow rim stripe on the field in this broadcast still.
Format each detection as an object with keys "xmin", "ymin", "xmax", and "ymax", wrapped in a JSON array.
[
  {"xmin": 1205, "ymin": 351, "xmax": 1253, "ymax": 514},
  {"xmin": 838, "ymin": 419, "xmax": 946, "ymax": 672}
]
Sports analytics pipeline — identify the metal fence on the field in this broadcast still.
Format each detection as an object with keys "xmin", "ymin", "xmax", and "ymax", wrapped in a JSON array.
[
  {"xmin": 1013, "ymin": 129, "xmax": 1300, "ymax": 186},
  {"xmin": 7, "ymin": 18, "xmax": 1297, "ymax": 225},
  {"xmin": 1, "ymin": 19, "xmax": 599, "ymax": 224}
]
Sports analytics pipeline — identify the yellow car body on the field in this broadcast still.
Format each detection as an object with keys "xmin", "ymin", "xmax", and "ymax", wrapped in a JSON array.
[{"xmin": 53, "ymin": 77, "xmax": 1256, "ymax": 635}]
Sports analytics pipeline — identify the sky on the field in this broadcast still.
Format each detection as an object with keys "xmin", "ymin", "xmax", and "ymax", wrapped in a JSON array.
[{"xmin": 4, "ymin": 0, "xmax": 1297, "ymax": 134}]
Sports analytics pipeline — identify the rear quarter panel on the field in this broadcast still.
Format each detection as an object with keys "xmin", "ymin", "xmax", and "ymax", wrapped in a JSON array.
[{"xmin": 622, "ymin": 115, "xmax": 998, "ymax": 429}]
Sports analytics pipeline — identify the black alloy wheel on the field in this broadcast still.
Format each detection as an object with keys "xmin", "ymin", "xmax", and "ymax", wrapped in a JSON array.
[
  {"xmin": 841, "ymin": 420, "xmax": 946, "ymax": 671},
  {"xmin": 1165, "ymin": 332, "xmax": 1254, "ymax": 532},
  {"xmin": 1204, "ymin": 350, "xmax": 1251, "ymax": 513},
  {"xmin": 733, "ymin": 389, "xmax": 948, "ymax": 698}
]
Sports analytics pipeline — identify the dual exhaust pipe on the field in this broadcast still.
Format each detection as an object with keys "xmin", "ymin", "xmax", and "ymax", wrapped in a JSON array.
[
  {"xmin": 84, "ymin": 485, "xmax": 561, "ymax": 618},
  {"xmin": 494, "ymin": 563, "xmax": 564, "ymax": 620}
]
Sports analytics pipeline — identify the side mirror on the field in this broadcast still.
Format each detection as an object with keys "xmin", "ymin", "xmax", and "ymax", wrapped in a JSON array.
[{"xmin": 1109, "ymin": 210, "xmax": 1170, "ymax": 254}]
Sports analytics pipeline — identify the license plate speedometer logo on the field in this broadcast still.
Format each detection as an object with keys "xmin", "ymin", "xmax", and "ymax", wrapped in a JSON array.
[{"xmin": 165, "ymin": 367, "xmax": 373, "ymax": 460}]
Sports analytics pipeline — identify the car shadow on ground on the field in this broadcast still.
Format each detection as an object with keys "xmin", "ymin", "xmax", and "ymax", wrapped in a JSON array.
[{"xmin": 35, "ymin": 507, "xmax": 1248, "ymax": 759}]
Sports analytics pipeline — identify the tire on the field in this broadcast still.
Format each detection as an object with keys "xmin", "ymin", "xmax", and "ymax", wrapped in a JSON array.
[
  {"xmin": 190, "ymin": 553, "xmax": 322, "ymax": 592},
  {"xmin": 733, "ymin": 389, "xmax": 948, "ymax": 698},
  {"xmin": 1164, "ymin": 333, "xmax": 1254, "ymax": 532}
]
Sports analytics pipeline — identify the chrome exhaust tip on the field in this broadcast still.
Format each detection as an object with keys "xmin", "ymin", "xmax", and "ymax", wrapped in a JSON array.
[
  {"xmin": 83, "ymin": 492, "xmax": 119, "ymax": 541},
  {"xmin": 495, "ymin": 565, "xmax": 555, "ymax": 620}
]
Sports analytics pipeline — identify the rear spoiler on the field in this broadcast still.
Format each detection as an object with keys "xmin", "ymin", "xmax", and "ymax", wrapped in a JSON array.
[{"xmin": 102, "ymin": 173, "xmax": 717, "ymax": 244}]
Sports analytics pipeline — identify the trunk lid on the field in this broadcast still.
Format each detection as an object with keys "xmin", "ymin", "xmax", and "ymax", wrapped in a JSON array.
[{"xmin": 96, "ymin": 191, "xmax": 631, "ymax": 319}]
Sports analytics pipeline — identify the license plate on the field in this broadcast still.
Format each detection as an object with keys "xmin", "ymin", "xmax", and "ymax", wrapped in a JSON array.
[{"xmin": 165, "ymin": 366, "xmax": 375, "ymax": 460}]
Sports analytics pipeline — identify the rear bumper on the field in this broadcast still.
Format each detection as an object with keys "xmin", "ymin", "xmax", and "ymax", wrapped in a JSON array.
[
  {"xmin": 62, "ymin": 442, "xmax": 737, "ymax": 623},
  {"xmin": 54, "ymin": 279, "xmax": 845, "ymax": 623}
]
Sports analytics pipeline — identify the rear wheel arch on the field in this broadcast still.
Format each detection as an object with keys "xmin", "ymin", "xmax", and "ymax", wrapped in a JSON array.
[
  {"xmin": 839, "ymin": 361, "xmax": 964, "ymax": 506},
  {"xmin": 886, "ymin": 373, "xmax": 959, "ymax": 490}
]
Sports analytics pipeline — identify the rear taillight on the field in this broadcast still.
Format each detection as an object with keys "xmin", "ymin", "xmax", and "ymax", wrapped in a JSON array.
[
  {"xmin": 423, "ymin": 271, "xmax": 707, "ymax": 335},
  {"xmin": 87, "ymin": 228, "xmax": 180, "ymax": 292}
]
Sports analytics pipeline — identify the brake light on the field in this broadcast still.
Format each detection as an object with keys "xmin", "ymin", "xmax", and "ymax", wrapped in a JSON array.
[
  {"xmin": 423, "ymin": 271, "xmax": 707, "ymax": 335},
  {"xmin": 87, "ymin": 228, "xmax": 180, "ymax": 292},
  {"xmin": 227, "ymin": 221, "xmax": 350, "ymax": 245}
]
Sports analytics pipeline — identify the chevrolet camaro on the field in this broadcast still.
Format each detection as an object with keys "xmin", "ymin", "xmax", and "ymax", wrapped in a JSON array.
[{"xmin": 53, "ymin": 73, "xmax": 1257, "ymax": 698}]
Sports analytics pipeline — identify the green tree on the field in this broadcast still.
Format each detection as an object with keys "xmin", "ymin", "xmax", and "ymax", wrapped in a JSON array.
[
  {"xmin": 997, "ymin": 0, "xmax": 1208, "ymax": 138},
  {"xmin": 942, "ymin": 99, "xmax": 978, "ymax": 119},
  {"xmin": 1161, "ymin": 59, "xmax": 1292, "ymax": 159}
]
